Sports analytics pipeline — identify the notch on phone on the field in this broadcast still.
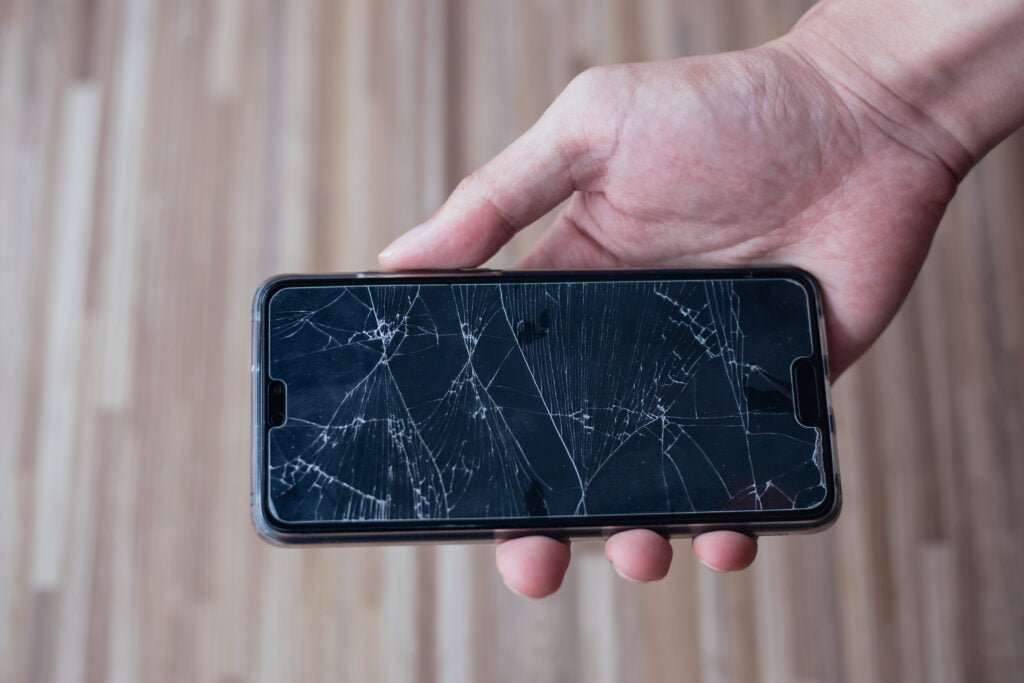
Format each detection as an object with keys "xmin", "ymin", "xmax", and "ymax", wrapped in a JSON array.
[
  {"xmin": 791, "ymin": 357, "xmax": 823, "ymax": 427},
  {"xmin": 267, "ymin": 379, "xmax": 287, "ymax": 427}
]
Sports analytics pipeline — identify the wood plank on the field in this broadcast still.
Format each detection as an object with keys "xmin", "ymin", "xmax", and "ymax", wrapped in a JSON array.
[{"xmin": 2, "ymin": 2, "xmax": 1022, "ymax": 681}]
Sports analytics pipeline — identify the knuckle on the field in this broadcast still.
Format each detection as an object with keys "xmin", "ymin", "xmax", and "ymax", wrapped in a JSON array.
[
  {"xmin": 566, "ymin": 65, "xmax": 612, "ymax": 96},
  {"xmin": 455, "ymin": 169, "xmax": 487, "ymax": 196},
  {"xmin": 558, "ymin": 66, "xmax": 629, "ymax": 161}
]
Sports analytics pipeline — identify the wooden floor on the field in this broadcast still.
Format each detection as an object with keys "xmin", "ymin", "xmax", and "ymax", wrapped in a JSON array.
[{"xmin": 2, "ymin": 1, "xmax": 1023, "ymax": 681}]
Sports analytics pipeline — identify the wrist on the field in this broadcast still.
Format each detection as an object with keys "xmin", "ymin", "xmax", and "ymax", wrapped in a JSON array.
[{"xmin": 776, "ymin": 0, "xmax": 1024, "ymax": 179}]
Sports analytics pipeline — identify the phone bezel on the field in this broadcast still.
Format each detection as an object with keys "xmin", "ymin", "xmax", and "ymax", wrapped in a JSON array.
[{"xmin": 252, "ymin": 268, "xmax": 840, "ymax": 545}]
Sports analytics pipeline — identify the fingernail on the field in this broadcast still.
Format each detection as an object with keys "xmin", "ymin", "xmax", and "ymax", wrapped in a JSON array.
[
  {"xmin": 696, "ymin": 556, "xmax": 726, "ymax": 573},
  {"xmin": 378, "ymin": 220, "xmax": 432, "ymax": 261},
  {"xmin": 610, "ymin": 562, "xmax": 641, "ymax": 583},
  {"xmin": 500, "ymin": 576, "xmax": 530, "ymax": 599}
]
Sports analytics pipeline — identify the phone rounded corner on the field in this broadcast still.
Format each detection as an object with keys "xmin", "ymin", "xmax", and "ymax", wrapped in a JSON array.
[
  {"xmin": 801, "ymin": 483, "xmax": 843, "ymax": 533},
  {"xmin": 771, "ymin": 266, "xmax": 822, "ymax": 294},
  {"xmin": 252, "ymin": 274, "xmax": 298, "ymax": 315},
  {"xmin": 251, "ymin": 498, "xmax": 297, "ymax": 546}
]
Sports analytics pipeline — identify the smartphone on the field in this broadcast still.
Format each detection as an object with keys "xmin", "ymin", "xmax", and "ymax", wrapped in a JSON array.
[{"xmin": 252, "ymin": 268, "xmax": 839, "ymax": 545}]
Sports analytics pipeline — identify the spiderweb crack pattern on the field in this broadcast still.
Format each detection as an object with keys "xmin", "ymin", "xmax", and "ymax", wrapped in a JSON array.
[{"xmin": 267, "ymin": 279, "xmax": 826, "ymax": 522}]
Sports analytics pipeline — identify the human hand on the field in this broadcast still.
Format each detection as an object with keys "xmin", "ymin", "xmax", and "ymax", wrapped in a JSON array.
[{"xmin": 378, "ymin": 2, "xmax": 1022, "ymax": 597}]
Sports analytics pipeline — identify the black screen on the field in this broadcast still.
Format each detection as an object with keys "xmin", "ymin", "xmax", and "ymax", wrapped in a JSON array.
[{"xmin": 264, "ymin": 276, "xmax": 827, "ymax": 524}]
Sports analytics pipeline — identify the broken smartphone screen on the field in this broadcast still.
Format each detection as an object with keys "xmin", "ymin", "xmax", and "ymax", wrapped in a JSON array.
[{"xmin": 252, "ymin": 269, "xmax": 839, "ymax": 544}]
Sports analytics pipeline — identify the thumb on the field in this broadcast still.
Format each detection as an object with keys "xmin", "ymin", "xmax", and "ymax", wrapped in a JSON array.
[{"xmin": 378, "ymin": 92, "xmax": 595, "ymax": 269}]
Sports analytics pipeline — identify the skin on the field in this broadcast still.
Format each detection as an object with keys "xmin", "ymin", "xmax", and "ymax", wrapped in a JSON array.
[{"xmin": 378, "ymin": 4, "xmax": 1024, "ymax": 597}]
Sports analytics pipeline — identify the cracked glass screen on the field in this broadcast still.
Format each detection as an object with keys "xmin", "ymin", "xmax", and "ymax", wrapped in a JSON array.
[{"xmin": 265, "ymin": 277, "xmax": 827, "ymax": 524}]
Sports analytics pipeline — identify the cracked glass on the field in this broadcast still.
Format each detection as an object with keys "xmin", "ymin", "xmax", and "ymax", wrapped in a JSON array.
[{"xmin": 264, "ymin": 276, "xmax": 828, "ymax": 524}]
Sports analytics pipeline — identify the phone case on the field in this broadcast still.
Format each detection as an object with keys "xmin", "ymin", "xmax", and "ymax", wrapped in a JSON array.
[{"xmin": 252, "ymin": 268, "xmax": 840, "ymax": 544}]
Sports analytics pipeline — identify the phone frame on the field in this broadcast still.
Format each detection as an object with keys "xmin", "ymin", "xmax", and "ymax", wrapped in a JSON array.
[{"xmin": 252, "ymin": 268, "xmax": 840, "ymax": 545}]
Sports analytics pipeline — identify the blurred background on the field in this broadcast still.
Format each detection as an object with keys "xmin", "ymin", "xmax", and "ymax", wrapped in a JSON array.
[{"xmin": 2, "ymin": 1, "xmax": 1022, "ymax": 681}]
